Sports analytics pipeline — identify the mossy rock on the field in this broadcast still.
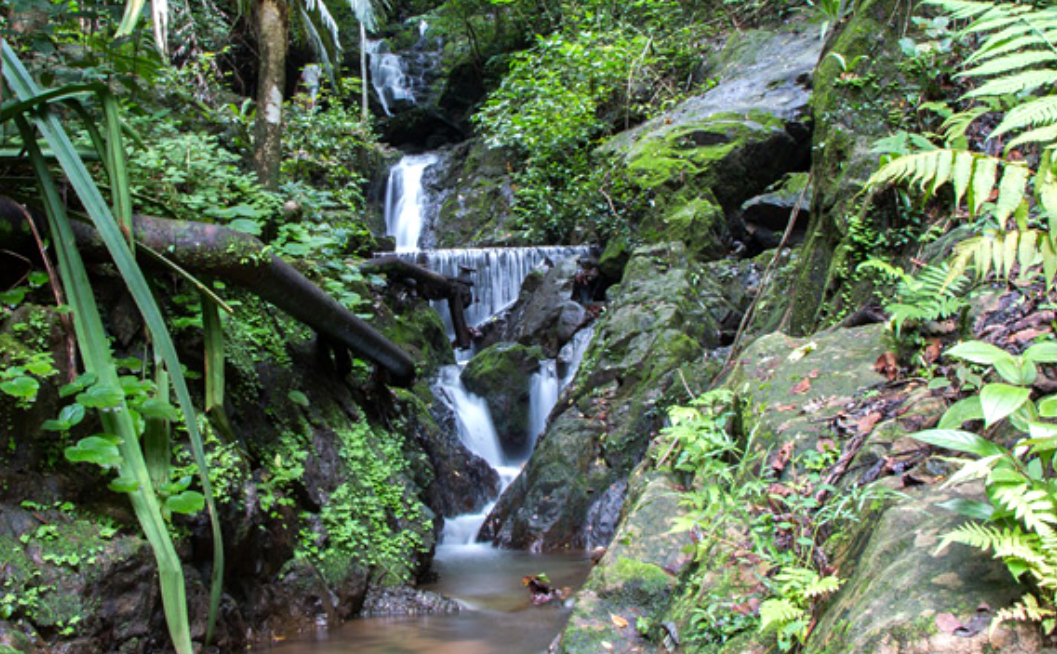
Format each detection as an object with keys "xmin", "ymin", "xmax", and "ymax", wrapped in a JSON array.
[
  {"xmin": 461, "ymin": 342, "xmax": 545, "ymax": 460},
  {"xmin": 810, "ymin": 484, "xmax": 1042, "ymax": 653},
  {"xmin": 723, "ymin": 323, "xmax": 888, "ymax": 454}
]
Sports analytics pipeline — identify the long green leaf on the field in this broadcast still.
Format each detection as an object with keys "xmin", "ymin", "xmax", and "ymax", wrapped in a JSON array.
[
  {"xmin": 3, "ymin": 41, "xmax": 223, "ymax": 644},
  {"xmin": 913, "ymin": 428, "xmax": 1006, "ymax": 457},
  {"xmin": 16, "ymin": 117, "xmax": 194, "ymax": 654}
]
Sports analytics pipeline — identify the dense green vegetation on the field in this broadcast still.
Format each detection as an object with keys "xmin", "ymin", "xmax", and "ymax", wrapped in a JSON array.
[{"xmin": 9, "ymin": 0, "xmax": 1057, "ymax": 649}]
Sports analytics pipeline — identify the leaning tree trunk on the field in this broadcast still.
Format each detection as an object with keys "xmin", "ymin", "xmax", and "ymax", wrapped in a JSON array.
[{"xmin": 253, "ymin": 0, "xmax": 288, "ymax": 190}]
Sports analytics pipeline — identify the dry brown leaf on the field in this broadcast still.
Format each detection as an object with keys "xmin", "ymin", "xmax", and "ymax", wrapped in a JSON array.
[
  {"xmin": 855, "ymin": 412, "xmax": 882, "ymax": 435},
  {"xmin": 611, "ymin": 614, "xmax": 628, "ymax": 629},
  {"xmin": 791, "ymin": 377, "xmax": 812, "ymax": 395},
  {"xmin": 923, "ymin": 339, "xmax": 942, "ymax": 364},
  {"xmin": 771, "ymin": 442, "xmax": 795, "ymax": 474},
  {"xmin": 873, "ymin": 351, "xmax": 898, "ymax": 381},
  {"xmin": 774, "ymin": 403, "xmax": 797, "ymax": 412},
  {"xmin": 807, "ymin": 368, "xmax": 819, "ymax": 379},
  {"xmin": 1011, "ymin": 327, "xmax": 1050, "ymax": 343}
]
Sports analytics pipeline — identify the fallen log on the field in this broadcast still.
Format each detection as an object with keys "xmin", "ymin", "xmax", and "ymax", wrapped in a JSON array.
[
  {"xmin": 361, "ymin": 255, "xmax": 474, "ymax": 349},
  {"xmin": 0, "ymin": 199, "xmax": 416, "ymax": 386}
]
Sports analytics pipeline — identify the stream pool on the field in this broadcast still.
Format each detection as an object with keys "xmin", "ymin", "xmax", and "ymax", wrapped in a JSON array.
[{"xmin": 267, "ymin": 545, "xmax": 592, "ymax": 653}]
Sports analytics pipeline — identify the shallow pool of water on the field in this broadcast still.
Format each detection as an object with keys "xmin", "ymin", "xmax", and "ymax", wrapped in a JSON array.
[{"xmin": 266, "ymin": 545, "xmax": 592, "ymax": 654}]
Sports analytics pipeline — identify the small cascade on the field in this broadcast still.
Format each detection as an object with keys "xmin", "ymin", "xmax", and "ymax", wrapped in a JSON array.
[
  {"xmin": 399, "ymin": 246, "xmax": 591, "ymax": 332},
  {"xmin": 365, "ymin": 39, "xmax": 415, "ymax": 116},
  {"xmin": 558, "ymin": 325, "xmax": 595, "ymax": 390},
  {"xmin": 527, "ymin": 360, "xmax": 558, "ymax": 444},
  {"xmin": 384, "ymin": 154, "xmax": 438, "ymax": 251}
]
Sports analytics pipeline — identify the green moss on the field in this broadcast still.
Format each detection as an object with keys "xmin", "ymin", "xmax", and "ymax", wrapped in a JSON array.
[
  {"xmin": 381, "ymin": 302, "xmax": 454, "ymax": 376},
  {"xmin": 599, "ymin": 556, "xmax": 672, "ymax": 606}
]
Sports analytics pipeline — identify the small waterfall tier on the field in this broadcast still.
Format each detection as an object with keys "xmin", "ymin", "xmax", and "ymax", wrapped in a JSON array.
[
  {"xmin": 365, "ymin": 39, "xmax": 416, "ymax": 116},
  {"xmin": 384, "ymin": 154, "xmax": 438, "ymax": 251},
  {"xmin": 397, "ymin": 246, "xmax": 592, "ymax": 331}
]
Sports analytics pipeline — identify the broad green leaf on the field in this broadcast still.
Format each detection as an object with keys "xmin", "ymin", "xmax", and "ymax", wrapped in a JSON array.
[
  {"xmin": 980, "ymin": 383, "xmax": 1031, "ymax": 426},
  {"xmin": 993, "ymin": 356, "xmax": 1036, "ymax": 386},
  {"xmin": 77, "ymin": 384, "xmax": 125, "ymax": 409},
  {"xmin": 108, "ymin": 476, "xmax": 141, "ymax": 493},
  {"xmin": 1025, "ymin": 341, "xmax": 1057, "ymax": 363},
  {"xmin": 0, "ymin": 376, "xmax": 39, "ymax": 399},
  {"xmin": 288, "ymin": 390, "xmax": 310, "ymax": 407},
  {"xmin": 913, "ymin": 428, "xmax": 1005, "ymax": 457},
  {"xmin": 59, "ymin": 372, "xmax": 97, "ymax": 398},
  {"xmin": 227, "ymin": 218, "xmax": 263, "ymax": 236},
  {"xmin": 139, "ymin": 398, "xmax": 181, "ymax": 422},
  {"xmin": 938, "ymin": 395, "xmax": 984, "ymax": 429},
  {"xmin": 165, "ymin": 491, "xmax": 205, "ymax": 515},
  {"xmin": 65, "ymin": 435, "xmax": 124, "ymax": 468},
  {"xmin": 947, "ymin": 341, "xmax": 1014, "ymax": 366},
  {"xmin": 1039, "ymin": 395, "xmax": 1057, "ymax": 418}
]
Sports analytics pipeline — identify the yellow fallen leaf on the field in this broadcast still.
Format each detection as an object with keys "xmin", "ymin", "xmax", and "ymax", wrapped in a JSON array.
[
  {"xmin": 601, "ymin": 642, "xmax": 614, "ymax": 651},
  {"xmin": 787, "ymin": 341, "xmax": 818, "ymax": 362},
  {"xmin": 611, "ymin": 614, "xmax": 628, "ymax": 628}
]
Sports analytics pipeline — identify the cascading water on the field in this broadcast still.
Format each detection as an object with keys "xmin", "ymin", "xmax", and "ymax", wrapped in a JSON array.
[
  {"xmin": 384, "ymin": 154, "xmax": 438, "ymax": 251},
  {"xmin": 527, "ymin": 360, "xmax": 558, "ymax": 444},
  {"xmin": 400, "ymin": 246, "xmax": 591, "ymax": 335},
  {"xmin": 365, "ymin": 39, "xmax": 415, "ymax": 116}
]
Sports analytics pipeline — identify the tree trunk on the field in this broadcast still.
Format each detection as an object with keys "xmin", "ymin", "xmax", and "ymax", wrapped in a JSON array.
[{"xmin": 253, "ymin": 0, "xmax": 288, "ymax": 190}]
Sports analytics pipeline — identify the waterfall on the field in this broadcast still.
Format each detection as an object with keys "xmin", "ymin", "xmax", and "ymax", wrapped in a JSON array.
[
  {"xmin": 558, "ymin": 325, "xmax": 595, "ymax": 390},
  {"xmin": 365, "ymin": 39, "xmax": 415, "ymax": 116},
  {"xmin": 435, "ymin": 365, "xmax": 521, "ymax": 546},
  {"xmin": 398, "ymin": 246, "xmax": 591, "ymax": 333},
  {"xmin": 384, "ymin": 154, "xmax": 438, "ymax": 252},
  {"xmin": 528, "ymin": 360, "xmax": 558, "ymax": 444}
]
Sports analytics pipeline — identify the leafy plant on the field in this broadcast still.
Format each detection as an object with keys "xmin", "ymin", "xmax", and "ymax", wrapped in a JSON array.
[
  {"xmin": 759, "ymin": 566, "xmax": 842, "ymax": 651},
  {"xmin": 858, "ymin": 260, "xmax": 970, "ymax": 336},
  {"xmin": 914, "ymin": 339, "xmax": 1057, "ymax": 634},
  {"xmin": 2, "ymin": 42, "xmax": 223, "ymax": 652}
]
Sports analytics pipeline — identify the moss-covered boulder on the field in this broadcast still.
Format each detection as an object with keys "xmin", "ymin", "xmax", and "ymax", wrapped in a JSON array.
[
  {"xmin": 601, "ymin": 26, "xmax": 818, "ymax": 261},
  {"xmin": 555, "ymin": 469, "xmax": 691, "ymax": 654},
  {"xmin": 461, "ymin": 342, "xmax": 546, "ymax": 460},
  {"xmin": 810, "ymin": 484, "xmax": 1041, "ymax": 654}
]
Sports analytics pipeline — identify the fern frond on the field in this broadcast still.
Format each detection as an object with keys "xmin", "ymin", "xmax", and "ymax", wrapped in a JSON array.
[
  {"xmin": 962, "ymin": 50, "xmax": 1057, "ymax": 79},
  {"xmin": 995, "ymin": 593, "xmax": 1056, "ymax": 634},
  {"xmin": 924, "ymin": 0, "xmax": 999, "ymax": 20},
  {"xmin": 802, "ymin": 574, "xmax": 842, "ymax": 599},
  {"xmin": 1007, "ymin": 123, "xmax": 1057, "ymax": 150},
  {"xmin": 969, "ymin": 32, "xmax": 1055, "ymax": 65},
  {"xmin": 992, "ymin": 97, "xmax": 1057, "ymax": 140},
  {"xmin": 759, "ymin": 598, "xmax": 804, "ymax": 632},
  {"xmin": 964, "ymin": 69, "xmax": 1057, "ymax": 99},
  {"xmin": 943, "ymin": 107, "xmax": 990, "ymax": 143},
  {"xmin": 996, "ymin": 163, "xmax": 1031, "ymax": 223},
  {"xmin": 970, "ymin": 155, "xmax": 999, "ymax": 215}
]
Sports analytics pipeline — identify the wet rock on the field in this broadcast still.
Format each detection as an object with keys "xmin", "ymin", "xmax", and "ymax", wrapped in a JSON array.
[
  {"xmin": 461, "ymin": 342, "xmax": 546, "ymax": 461},
  {"xmin": 360, "ymin": 586, "xmax": 460, "ymax": 617},
  {"xmin": 429, "ymin": 140, "xmax": 521, "ymax": 249},
  {"xmin": 555, "ymin": 471, "xmax": 690, "ymax": 654}
]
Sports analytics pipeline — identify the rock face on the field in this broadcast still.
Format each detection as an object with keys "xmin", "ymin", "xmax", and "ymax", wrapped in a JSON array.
[
  {"xmin": 600, "ymin": 26, "xmax": 818, "ymax": 264},
  {"xmin": 783, "ymin": 0, "xmax": 912, "ymax": 333},
  {"xmin": 552, "ymin": 323, "xmax": 1042, "ymax": 654},
  {"xmin": 480, "ymin": 242, "xmax": 757, "ymax": 550}
]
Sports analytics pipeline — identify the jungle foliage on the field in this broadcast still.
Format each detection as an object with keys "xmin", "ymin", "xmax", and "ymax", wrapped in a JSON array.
[{"xmin": 864, "ymin": 0, "xmax": 1057, "ymax": 636}]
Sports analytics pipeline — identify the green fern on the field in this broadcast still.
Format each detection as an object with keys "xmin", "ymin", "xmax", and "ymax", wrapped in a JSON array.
[{"xmin": 873, "ymin": 262, "xmax": 969, "ymax": 335}]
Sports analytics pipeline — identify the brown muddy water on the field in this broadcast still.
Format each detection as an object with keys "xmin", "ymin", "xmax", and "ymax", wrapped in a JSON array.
[{"xmin": 266, "ymin": 544, "xmax": 593, "ymax": 654}]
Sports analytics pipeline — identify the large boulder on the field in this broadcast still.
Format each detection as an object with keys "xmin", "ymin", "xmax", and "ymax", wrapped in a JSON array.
[{"xmin": 600, "ymin": 25, "xmax": 818, "ymax": 263}]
